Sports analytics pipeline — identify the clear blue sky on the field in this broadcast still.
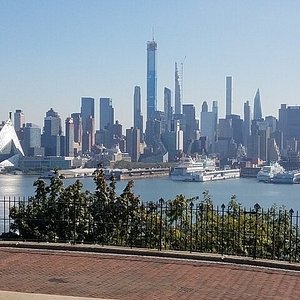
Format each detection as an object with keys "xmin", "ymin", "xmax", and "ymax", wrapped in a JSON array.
[{"xmin": 1, "ymin": 0, "xmax": 300, "ymax": 131}]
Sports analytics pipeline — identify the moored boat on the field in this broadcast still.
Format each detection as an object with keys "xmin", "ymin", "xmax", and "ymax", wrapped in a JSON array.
[
  {"xmin": 257, "ymin": 162, "xmax": 285, "ymax": 182},
  {"xmin": 272, "ymin": 171, "xmax": 300, "ymax": 184},
  {"xmin": 170, "ymin": 156, "xmax": 240, "ymax": 182}
]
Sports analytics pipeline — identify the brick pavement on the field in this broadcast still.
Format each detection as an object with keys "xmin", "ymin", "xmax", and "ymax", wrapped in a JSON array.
[{"xmin": 0, "ymin": 247, "xmax": 300, "ymax": 300}]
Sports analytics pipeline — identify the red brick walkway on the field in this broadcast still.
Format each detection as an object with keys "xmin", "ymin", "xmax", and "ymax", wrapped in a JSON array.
[{"xmin": 0, "ymin": 248, "xmax": 300, "ymax": 299}]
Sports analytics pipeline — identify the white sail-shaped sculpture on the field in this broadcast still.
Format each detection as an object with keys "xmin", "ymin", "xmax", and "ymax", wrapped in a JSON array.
[{"xmin": 0, "ymin": 119, "xmax": 24, "ymax": 168}]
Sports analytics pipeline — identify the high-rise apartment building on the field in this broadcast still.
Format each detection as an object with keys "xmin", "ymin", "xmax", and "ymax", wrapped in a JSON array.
[
  {"xmin": 133, "ymin": 86, "xmax": 143, "ymax": 135},
  {"xmin": 279, "ymin": 104, "xmax": 300, "ymax": 150},
  {"xmin": 100, "ymin": 98, "xmax": 114, "ymax": 130},
  {"xmin": 65, "ymin": 117, "xmax": 74, "ymax": 157},
  {"xmin": 183, "ymin": 104, "xmax": 196, "ymax": 151},
  {"xmin": 164, "ymin": 87, "xmax": 172, "ymax": 131},
  {"xmin": 14, "ymin": 109, "xmax": 25, "ymax": 132},
  {"xmin": 23, "ymin": 123, "xmax": 43, "ymax": 156},
  {"xmin": 71, "ymin": 113, "xmax": 82, "ymax": 145},
  {"xmin": 126, "ymin": 127, "xmax": 141, "ymax": 162},
  {"xmin": 243, "ymin": 100, "xmax": 251, "ymax": 149},
  {"xmin": 81, "ymin": 97, "xmax": 95, "ymax": 153},
  {"xmin": 146, "ymin": 39, "xmax": 157, "ymax": 121},
  {"xmin": 253, "ymin": 89, "xmax": 262, "ymax": 120},
  {"xmin": 201, "ymin": 101, "xmax": 217, "ymax": 153},
  {"xmin": 226, "ymin": 76, "xmax": 232, "ymax": 117},
  {"xmin": 174, "ymin": 63, "xmax": 181, "ymax": 115},
  {"xmin": 41, "ymin": 108, "xmax": 63, "ymax": 156}
]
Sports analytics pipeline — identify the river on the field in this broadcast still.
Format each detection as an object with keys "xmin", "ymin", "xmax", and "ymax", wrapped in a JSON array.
[{"xmin": 0, "ymin": 174, "xmax": 299, "ymax": 211}]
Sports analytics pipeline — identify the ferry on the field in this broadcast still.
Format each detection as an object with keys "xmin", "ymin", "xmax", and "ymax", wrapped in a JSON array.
[
  {"xmin": 272, "ymin": 171, "xmax": 300, "ymax": 184},
  {"xmin": 256, "ymin": 162, "xmax": 285, "ymax": 182},
  {"xmin": 170, "ymin": 156, "xmax": 240, "ymax": 182},
  {"xmin": 170, "ymin": 156, "xmax": 216, "ymax": 181}
]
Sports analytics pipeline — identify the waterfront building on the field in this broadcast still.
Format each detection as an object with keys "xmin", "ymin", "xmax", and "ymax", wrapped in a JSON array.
[
  {"xmin": 100, "ymin": 97, "xmax": 114, "ymax": 130},
  {"xmin": 174, "ymin": 62, "xmax": 181, "ymax": 115},
  {"xmin": 253, "ymin": 89, "xmax": 262, "ymax": 120},
  {"xmin": 23, "ymin": 123, "xmax": 44, "ymax": 156},
  {"xmin": 226, "ymin": 76, "xmax": 232, "ymax": 117},
  {"xmin": 146, "ymin": 39, "xmax": 157, "ymax": 121},
  {"xmin": 18, "ymin": 156, "xmax": 73, "ymax": 172},
  {"xmin": 0, "ymin": 118, "xmax": 24, "ymax": 169},
  {"xmin": 81, "ymin": 97, "xmax": 95, "ymax": 153},
  {"xmin": 133, "ymin": 86, "xmax": 143, "ymax": 139}
]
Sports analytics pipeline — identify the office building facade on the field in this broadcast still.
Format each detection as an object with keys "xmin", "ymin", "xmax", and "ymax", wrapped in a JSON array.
[{"xmin": 146, "ymin": 39, "xmax": 157, "ymax": 121}]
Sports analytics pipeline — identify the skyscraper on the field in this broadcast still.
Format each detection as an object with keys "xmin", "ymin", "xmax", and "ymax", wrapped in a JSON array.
[
  {"xmin": 126, "ymin": 127, "xmax": 141, "ymax": 162},
  {"xmin": 41, "ymin": 108, "xmax": 63, "ymax": 156},
  {"xmin": 174, "ymin": 62, "xmax": 181, "ymax": 115},
  {"xmin": 71, "ymin": 112, "xmax": 82, "ymax": 145},
  {"xmin": 164, "ymin": 87, "xmax": 172, "ymax": 131},
  {"xmin": 183, "ymin": 104, "xmax": 196, "ymax": 152},
  {"xmin": 23, "ymin": 123, "xmax": 43, "ymax": 156},
  {"xmin": 65, "ymin": 117, "xmax": 74, "ymax": 157},
  {"xmin": 243, "ymin": 100, "xmax": 251, "ymax": 148},
  {"xmin": 201, "ymin": 101, "xmax": 217, "ymax": 153},
  {"xmin": 253, "ymin": 89, "xmax": 262, "ymax": 120},
  {"xmin": 100, "ymin": 98, "xmax": 114, "ymax": 130},
  {"xmin": 14, "ymin": 109, "xmax": 25, "ymax": 132},
  {"xmin": 146, "ymin": 39, "xmax": 157, "ymax": 121},
  {"xmin": 226, "ymin": 76, "xmax": 232, "ymax": 117},
  {"xmin": 81, "ymin": 97, "xmax": 95, "ymax": 153},
  {"xmin": 133, "ymin": 86, "xmax": 143, "ymax": 134}
]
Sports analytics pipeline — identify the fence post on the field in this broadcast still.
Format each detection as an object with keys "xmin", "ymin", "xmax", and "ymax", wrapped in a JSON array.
[
  {"xmin": 190, "ymin": 202, "xmax": 194, "ymax": 253},
  {"xmin": 73, "ymin": 196, "xmax": 76, "ymax": 244},
  {"xmin": 289, "ymin": 209, "xmax": 294, "ymax": 262},
  {"xmin": 221, "ymin": 203, "xmax": 225, "ymax": 256},
  {"xmin": 253, "ymin": 203, "xmax": 261, "ymax": 259},
  {"xmin": 158, "ymin": 198, "xmax": 164, "ymax": 251}
]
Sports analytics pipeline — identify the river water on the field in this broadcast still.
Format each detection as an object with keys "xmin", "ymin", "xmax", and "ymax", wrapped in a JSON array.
[{"xmin": 0, "ymin": 174, "xmax": 299, "ymax": 211}]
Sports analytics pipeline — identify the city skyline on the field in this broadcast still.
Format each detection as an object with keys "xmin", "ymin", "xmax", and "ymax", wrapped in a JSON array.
[{"xmin": 1, "ymin": 1, "xmax": 300, "ymax": 130}]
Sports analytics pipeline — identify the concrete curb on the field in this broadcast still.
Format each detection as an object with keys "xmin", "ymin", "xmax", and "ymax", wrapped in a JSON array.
[{"xmin": 0, "ymin": 241, "xmax": 299, "ymax": 272}]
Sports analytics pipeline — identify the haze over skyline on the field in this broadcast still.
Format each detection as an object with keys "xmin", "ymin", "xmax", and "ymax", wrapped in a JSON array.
[{"xmin": 1, "ymin": 1, "xmax": 300, "ymax": 130}]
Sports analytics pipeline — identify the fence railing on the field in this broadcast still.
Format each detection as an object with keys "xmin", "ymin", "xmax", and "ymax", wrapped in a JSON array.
[{"xmin": 0, "ymin": 196, "xmax": 299, "ymax": 263}]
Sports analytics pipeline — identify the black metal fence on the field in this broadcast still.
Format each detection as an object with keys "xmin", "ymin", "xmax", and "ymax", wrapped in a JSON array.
[{"xmin": 0, "ymin": 196, "xmax": 299, "ymax": 263}]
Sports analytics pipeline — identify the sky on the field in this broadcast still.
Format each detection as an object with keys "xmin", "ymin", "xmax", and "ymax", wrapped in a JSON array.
[{"xmin": 1, "ymin": 0, "xmax": 300, "ymax": 131}]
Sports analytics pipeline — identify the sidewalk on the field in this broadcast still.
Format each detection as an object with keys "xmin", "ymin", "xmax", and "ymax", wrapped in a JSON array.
[
  {"xmin": 0, "ymin": 245, "xmax": 300, "ymax": 299},
  {"xmin": 0, "ymin": 291, "xmax": 111, "ymax": 300}
]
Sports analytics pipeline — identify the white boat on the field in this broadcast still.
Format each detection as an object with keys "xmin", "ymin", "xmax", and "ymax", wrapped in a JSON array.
[
  {"xmin": 198, "ymin": 169, "xmax": 240, "ymax": 182},
  {"xmin": 272, "ymin": 171, "xmax": 300, "ymax": 184},
  {"xmin": 170, "ymin": 156, "xmax": 240, "ymax": 182},
  {"xmin": 256, "ymin": 162, "xmax": 285, "ymax": 182},
  {"xmin": 170, "ymin": 156, "xmax": 216, "ymax": 181}
]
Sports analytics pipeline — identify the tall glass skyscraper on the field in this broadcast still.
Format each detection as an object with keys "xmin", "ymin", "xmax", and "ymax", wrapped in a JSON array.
[
  {"xmin": 100, "ymin": 97, "xmax": 114, "ymax": 130},
  {"xmin": 147, "ymin": 39, "xmax": 157, "ymax": 121},
  {"xmin": 253, "ymin": 88, "xmax": 262, "ymax": 120},
  {"xmin": 174, "ymin": 62, "xmax": 181, "ymax": 115},
  {"xmin": 226, "ymin": 76, "xmax": 232, "ymax": 117},
  {"xmin": 81, "ymin": 97, "xmax": 95, "ymax": 153}
]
